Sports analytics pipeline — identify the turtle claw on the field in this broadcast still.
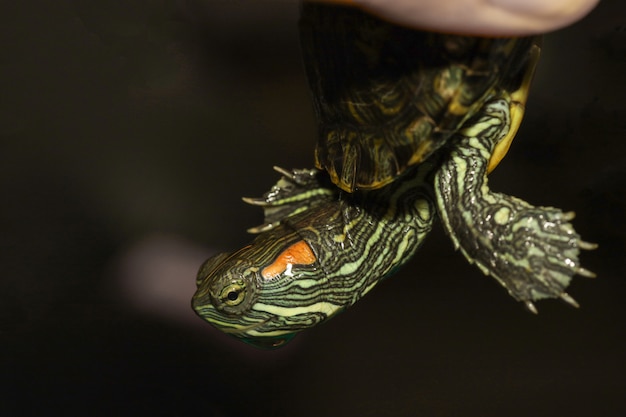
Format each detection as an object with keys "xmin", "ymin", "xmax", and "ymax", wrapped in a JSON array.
[
  {"xmin": 272, "ymin": 166, "xmax": 320, "ymax": 185},
  {"xmin": 272, "ymin": 165, "xmax": 293, "ymax": 177},
  {"xmin": 247, "ymin": 222, "xmax": 278, "ymax": 234},
  {"xmin": 577, "ymin": 267, "xmax": 597, "ymax": 279},
  {"xmin": 242, "ymin": 196, "xmax": 269, "ymax": 206},
  {"xmin": 525, "ymin": 300, "xmax": 539, "ymax": 314},
  {"xmin": 578, "ymin": 240, "xmax": 599, "ymax": 251},
  {"xmin": 560, "ymin": 292, "xmax": 580, "ymax": 308},
  {"xmin": 524, "ymin": 292, "xmax": 579, "ymax": 313}
]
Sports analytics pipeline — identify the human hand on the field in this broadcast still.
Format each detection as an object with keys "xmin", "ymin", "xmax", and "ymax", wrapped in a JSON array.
[{"xmin": 318, "ymin": 0, "xmax": 600, "ymax": 35}]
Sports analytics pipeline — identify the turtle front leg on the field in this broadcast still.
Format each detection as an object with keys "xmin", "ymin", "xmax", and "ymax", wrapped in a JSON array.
[{"xmin": 434, "ymin": 98, "xmax": 596, "ymax": 312}]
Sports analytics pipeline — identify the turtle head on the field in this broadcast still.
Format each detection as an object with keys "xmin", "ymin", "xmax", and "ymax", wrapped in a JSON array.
[{"xmin": 192, "ymin": 236, "xmax": 337, "ymax": 349}]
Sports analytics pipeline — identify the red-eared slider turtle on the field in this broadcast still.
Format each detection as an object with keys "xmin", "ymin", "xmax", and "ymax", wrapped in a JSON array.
[{"xmin": 192, "ymin": 3, "xmax": 596, "ymax": 348}]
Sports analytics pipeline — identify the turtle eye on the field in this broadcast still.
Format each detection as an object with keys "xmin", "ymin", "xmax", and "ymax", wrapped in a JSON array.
[{"xmin": 219, "ymin": 282, "xmax": 246, "ymax": 306}]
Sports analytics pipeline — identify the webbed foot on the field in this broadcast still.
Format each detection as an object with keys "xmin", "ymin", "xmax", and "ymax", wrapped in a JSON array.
[
  {"xmin": 434, "ymin": 98, "xmax": 596, "ymax": 310},
  {"xmin": 437, "ymin": 170, "xmax": 596, "ymax": 310}
]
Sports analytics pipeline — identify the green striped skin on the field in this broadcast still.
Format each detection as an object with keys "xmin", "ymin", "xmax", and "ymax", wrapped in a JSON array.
[
  {"xmin": 300, "ymin": 3, "xmax": 539, "ymax": 192},
  {"xmin": 435, "ymin": 98, "xmax": 596, "ymax": 312},
  {"xmin": 193, "ymin": 167, "xmax": 434, "ymax": 348}
]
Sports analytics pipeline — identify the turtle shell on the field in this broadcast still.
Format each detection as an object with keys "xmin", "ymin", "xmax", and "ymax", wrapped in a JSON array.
[{"xmin": 299, "ymin": 3, "xmax": 538, "ymax": 192}]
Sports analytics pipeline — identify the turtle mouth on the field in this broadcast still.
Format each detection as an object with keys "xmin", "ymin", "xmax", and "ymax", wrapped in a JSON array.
[
  {"xmin": 219, "ymin": 318, "xmax": 270, "ymax": 335},
  {"xmin": 219, "ymin": 318, "xmax": 296, "ymax": 349}
]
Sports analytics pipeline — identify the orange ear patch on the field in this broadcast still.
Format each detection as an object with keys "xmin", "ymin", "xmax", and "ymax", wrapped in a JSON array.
[{"xmin": 261, "ymin": 240, "xmax": 317, "ymax": 280}]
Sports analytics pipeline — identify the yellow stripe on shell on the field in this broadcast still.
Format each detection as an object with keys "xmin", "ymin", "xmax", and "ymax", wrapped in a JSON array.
[{"xmin": 487, "ymin": 43, "xmax": 541, "ymax": 174}]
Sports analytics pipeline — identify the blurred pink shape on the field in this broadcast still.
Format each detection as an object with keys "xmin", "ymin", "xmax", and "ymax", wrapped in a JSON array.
[{"xmin": 111, "ymin": 234, "xmax": 215, "ymax": 326}]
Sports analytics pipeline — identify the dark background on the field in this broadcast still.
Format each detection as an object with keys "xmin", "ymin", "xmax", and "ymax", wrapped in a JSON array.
[{"xmin": 1, "ymin": 1, "xmax": 624, "ymax": 416}]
